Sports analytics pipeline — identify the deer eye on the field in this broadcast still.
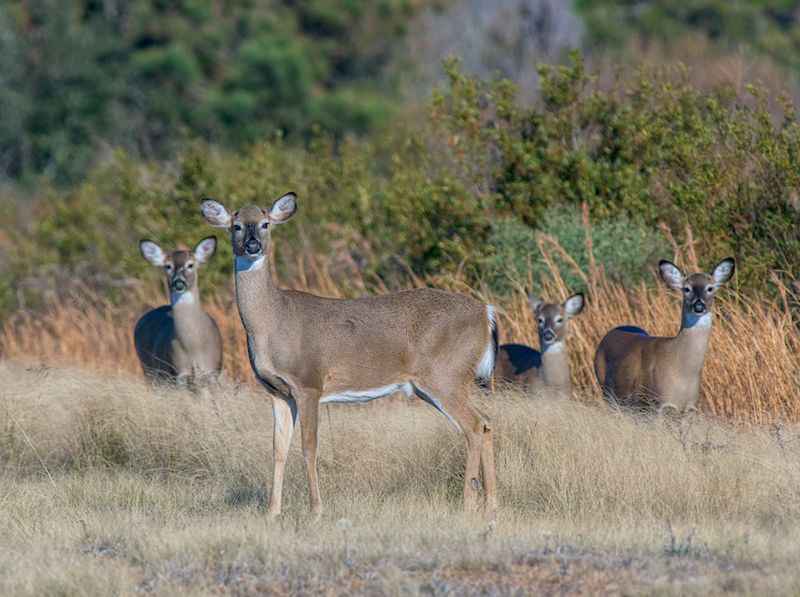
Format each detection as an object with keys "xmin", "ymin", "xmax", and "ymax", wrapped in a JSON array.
[
  {"xmin": 260, "ymin": 222, "xmax": 269, "ymax": 230},
  {"xmin": 706, "ymin": 285, "xmax": 714, "ymax": 293},
  {"xmin": 537, "ymin": 317, "xmax": 545, "ymax": 326},
  {"xmin": 187, "ymin": 263, "xmax": 194, "ymax": 270},
  {"xmin": 555, "ymin": 316, "xmax": 564, "ymax": 324},
  {"xmin": 233, "ymin": 223, "xmax": 243, "ymax": 232},
  {"xmin": 683, "ymin": 287, "xmax": 691, "ymax": 294}
]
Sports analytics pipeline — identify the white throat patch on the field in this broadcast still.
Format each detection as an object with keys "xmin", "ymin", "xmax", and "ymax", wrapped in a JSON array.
[
  {"xmin": 543, "ymin": 341, "xmax": 565, "ymax": 354},
  {"xmin": 235, "ymin": 255, "xmax": 265, "ymax": 272},
  {"xmin": 683, "ymin": 312, "xmax": 712, "ymax": 329},
  {"xmin": 171, "ymin": 291, "xmax": 195, "ymax": 307}
]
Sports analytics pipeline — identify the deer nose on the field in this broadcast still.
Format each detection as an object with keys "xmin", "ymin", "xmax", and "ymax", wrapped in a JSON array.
[
  {"xmin": 244, "ymin": 238, "xmax": 261, "ymax": 255},
  {"xmin": 542, "ymin": 329, "xmax": 556, "ymax": 343},
  {"xmin": 692, "ymin": 300, "xmax": 706, "ymax": 314},
  {"xmin": 172, "ymin": 279, "xmax": 187, "ymax": 292}
]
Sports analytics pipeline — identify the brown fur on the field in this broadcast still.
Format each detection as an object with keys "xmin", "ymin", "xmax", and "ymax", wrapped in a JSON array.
[
  {"xmin": 133, "ymin": 238, "xmax": 222, "ymax": 387},
  {"xmin": 594, "ymin": 258, "xmax": 735, "ymax": 413},
  {"xmin": 202, "ymin": 193, "xmax": 498, "ymax": 521},
  {"xmin": 495, "ymin": 293, "xmax": 584, "ymax": 398}
]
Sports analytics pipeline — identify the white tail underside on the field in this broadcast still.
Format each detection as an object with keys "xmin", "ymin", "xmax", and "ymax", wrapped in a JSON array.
[{"xmin": 475, "ymin": 305, "xmax": 497, "ymax": 381}]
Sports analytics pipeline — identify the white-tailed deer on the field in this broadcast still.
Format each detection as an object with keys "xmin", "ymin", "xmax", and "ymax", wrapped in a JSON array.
[
  {"xmin": 495, "ymin": 293, "xmax": 584, "ymax": 398},
  {"xmin": 133, "ymin": 237, "xmax": 223, "ymax": 387},
  {"xmin": 594, "ymin": 258, "xmax": 735, "ymax": 414},
  {"xmin": 201, "ymin": 193, "xmax": 498, "ymax": 521}
]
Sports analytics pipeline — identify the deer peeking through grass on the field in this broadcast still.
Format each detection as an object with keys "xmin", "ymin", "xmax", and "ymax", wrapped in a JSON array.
[
  {"xmin": 495, "ymin": 293, "xmax": 584, "ymax": 399},
  {"xmin": 133, "ymin": 237, "xmax": 223, "ymax": 389}
]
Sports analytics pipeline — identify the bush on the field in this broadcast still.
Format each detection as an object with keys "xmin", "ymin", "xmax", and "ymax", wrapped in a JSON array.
[
  {"xmin": 431, "ymin": 53, "xmax": 800, "ymax": 290},
  {"xmin": 534, "ymin": 208, "xmax": 669, "ymax": 290},
  {"xmin": 481, "ymin": 218, "xmax": 539, "ymax": 296},
  {"xmin": 482, "ymin": 209, "xmax": 669, "ymax": 296},
  {"xmin": 6, "ymin": 53, "xmax": 800, "ymax": 313}
]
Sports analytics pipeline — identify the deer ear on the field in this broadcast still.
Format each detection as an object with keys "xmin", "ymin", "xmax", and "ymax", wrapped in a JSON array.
[
  {"xmin": 201, "ymin": 199, "xmax": 232, "ymax": 228},
  {"xmin": 563, "ymin": 293, "xmax": 585, "ymax": 317},
  {"xmin": 193, "ymin": 236, "xmax": 217, "ymax": 264},
  {"xmin": 712, "ymin": 257, "xmax": 735, "ymax": 285},
  {"xmin": 528, "ymin": 294, "xmax": 544, "ymax": 313},
  {"xmin": 139, "ymin": 240, "xmax": 166, "ymax": 267},
  {"xmin": 659, "ymin": 260, "xmax": 685, "ymax": 291},
  {"xmin": 267, "ymin": 192, "xmax": 297, "ymax": 224}
]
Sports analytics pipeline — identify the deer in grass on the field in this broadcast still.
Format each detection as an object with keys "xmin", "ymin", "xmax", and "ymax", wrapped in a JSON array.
[
  {"xmin": 133, "ymin": 237, "xmax": 223, "ymax": 388},
  {"xmin": 495, "ymin": 293, "xmax": 584, "ymax": 398},
  {"xmin": 201, "ymin": 193, "xmax": 498, "ymax": 521},
  {"xmin": 594, "ymin": 257, "xmax": 735, "ymax": 414}
]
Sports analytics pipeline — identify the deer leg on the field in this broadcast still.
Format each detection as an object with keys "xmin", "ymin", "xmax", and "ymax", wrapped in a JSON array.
[
  {"xmin": 298, "ymin": 393, "xmax": 322, "ymax": 517},
  {"xmin": 448, "ymin": 400, "xmax": 485, "ymax": 515},
  {"xmin": 268, "ymin": 395, "xmax": 297, "ymax": 517},
  {"xmin": 470, "ymin": 401, "xmax": 498, "ymax": 522},
  {"xmin": 480, "ymin": 420, "xmax": 497, "ymax": 523},
  {"xmin": 413, "ymin": 380, "xmax": 484, "ymax": 514}
]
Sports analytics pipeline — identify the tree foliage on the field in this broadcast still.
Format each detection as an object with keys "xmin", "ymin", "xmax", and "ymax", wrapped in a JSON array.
[
  {"xmin": 0, "ymin": 0, "xmax": 414, "ymax": 184},
  {"xmin": 577, "ymin": 0, "xmax": 800, "ymax": 73},
  {"xmin": 7, "ymin": 54, "xmax": 800, "ymax": 314}
]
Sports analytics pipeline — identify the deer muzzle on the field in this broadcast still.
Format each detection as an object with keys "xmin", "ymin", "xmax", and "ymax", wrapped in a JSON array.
[{"xmin": 244, "ymin": 238, "xmax": 262, "ymax": 255}]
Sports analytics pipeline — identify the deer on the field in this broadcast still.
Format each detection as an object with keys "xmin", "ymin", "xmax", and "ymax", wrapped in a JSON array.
[
  {"xmin": 200, "ymin": 192, "xmax": 498, "ymax": 522},
  {"xmin": 495, "ymin": 293, "xmax": 584, "ymax": 398},
  {"xmin": 133, "ymin": 237, "xmax": 223, "ymax": 388},
  {"xmin": 594, "ymin": 257, "xmax": 735, "ymax": 414}
]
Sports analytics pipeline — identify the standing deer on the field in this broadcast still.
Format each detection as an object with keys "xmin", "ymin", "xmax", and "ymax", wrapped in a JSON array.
[
  {"xmin": 594, "ymin": 258, "xmax": 735, "ymax": 414},
  {"xmin": 201, "ymin": 193, "xmax": 498, "ymax": 521},
  {"xmin": 495, "ymin": 293, "xmax": 584, "ymax": 398},
  {"xmin": 134, "ymin": 237, "xmax": 223, "ymax": 388}
]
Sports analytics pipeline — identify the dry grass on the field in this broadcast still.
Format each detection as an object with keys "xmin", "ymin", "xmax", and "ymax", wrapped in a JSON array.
[
  {"xmin": 3, "ymin": 364, "xmax": 800, "ymax": 594},
  {"xmin": 4, "ymin": 222, "xmax": 800, "ymax": 588},
  {"xmin": 3, "ymin": 236, "xmax": 800, "ymax": 423}
]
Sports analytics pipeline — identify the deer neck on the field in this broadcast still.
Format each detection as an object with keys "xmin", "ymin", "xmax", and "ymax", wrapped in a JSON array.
[
  {"xmin": 171, "ymin": 286, "xmax": 206, "ymax": 343},
  {"xmin": 673, "ymin": 310, "xmax": 713, "ymax": 374},
  {"xmin": 540, "ymin": 341, "xmax": 572, "ymax": 390},
  {"xmin": 234, "ymin": 253, "xmax": 282, "ymax": 336}
]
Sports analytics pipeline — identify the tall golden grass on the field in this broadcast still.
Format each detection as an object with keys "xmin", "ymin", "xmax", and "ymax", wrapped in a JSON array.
[{"xmin": 3, "ymin": 221, "xmax": 800, "ymax": 424}]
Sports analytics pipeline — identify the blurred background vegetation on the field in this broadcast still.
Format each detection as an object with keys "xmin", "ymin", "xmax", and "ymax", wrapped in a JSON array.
[{"xmin": 3, "ymin": 0, "xmax": 800, "ymax": 314}]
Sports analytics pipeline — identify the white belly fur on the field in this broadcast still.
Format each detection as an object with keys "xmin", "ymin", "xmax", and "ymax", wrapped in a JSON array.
[{"xmin": 320, "ymin": 382, "xmax": 414, "ymax": 404}]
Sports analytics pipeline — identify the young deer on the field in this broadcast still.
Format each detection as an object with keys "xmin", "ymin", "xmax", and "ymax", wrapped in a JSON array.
[
  {"xmin": 594, "ymin": 258, "xmax": 735, "ymax": 414},
  {"xmin": 201, "ymin": 193, "xmax": 498, "ymax": 521},
  {"xmin": 495, "ymin": 293, "xmax": 584, "ymax": 398},
  {"xmin": 133, "ymin": 237, "xmax": 223, "ymax": 387}
]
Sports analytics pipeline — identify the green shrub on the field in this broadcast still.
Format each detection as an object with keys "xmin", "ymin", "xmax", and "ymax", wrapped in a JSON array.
[
  {"xmin": 7, "ymin": 53, "xmax": 800, "ymax": 313},
  {"xmin": 481, "ymin": 218, "xmax": 539, "ymax": 296},
  {"xmin": 534, "ymin": 209, "xmax": 668, "ymax": 290},
  {"xmin": 482, "ymin": 210, "xmax": 669, "ymax": 297},
  {"xmin": 431, "ymin": 54, "xmax": 800, "ymax": 290}
]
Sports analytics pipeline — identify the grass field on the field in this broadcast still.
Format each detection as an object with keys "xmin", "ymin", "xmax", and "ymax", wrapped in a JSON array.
[
  {"xmin": 4, "ymin": 237, "xmax": 800, "ymax": 593},
  {"xmin": 3, "ymin": 363, "xmax": 800, "ymax": 595}
]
